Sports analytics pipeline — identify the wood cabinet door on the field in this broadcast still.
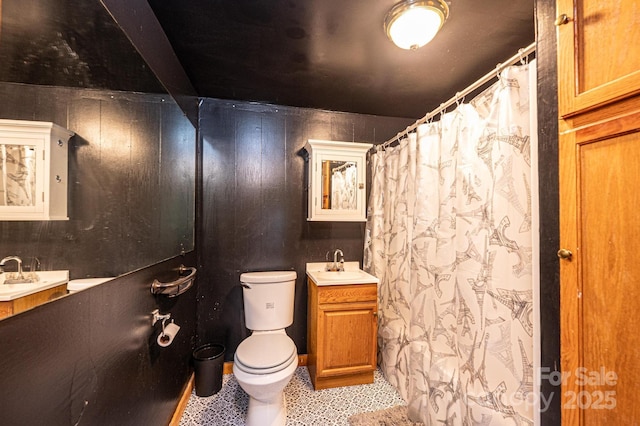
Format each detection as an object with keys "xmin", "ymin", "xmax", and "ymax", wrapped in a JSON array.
[
  {"xmin": 556, "ymin": 0, "xmax": 640, "ymax": 117},
  {"xmin": 559, "ymin": 108, "xmax": 640, "ymax": 424},
  {"xmin": 316, "ymin": 301, "xmax": 377, "ymax": 377}
]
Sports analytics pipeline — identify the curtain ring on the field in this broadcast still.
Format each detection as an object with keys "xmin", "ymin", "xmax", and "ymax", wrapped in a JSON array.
[
  {"xmin": 518, "ymin": 48, "xmax": 528, "ymax": 65},
  {"xmin": 455, "ymin": 92, "xmax": 465, "ymax": 108}
]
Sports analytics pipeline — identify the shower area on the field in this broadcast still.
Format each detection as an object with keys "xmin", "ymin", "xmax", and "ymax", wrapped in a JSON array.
[{"xmin": 364, "ymin": 46, "xmax": 539, "ymax": 425}]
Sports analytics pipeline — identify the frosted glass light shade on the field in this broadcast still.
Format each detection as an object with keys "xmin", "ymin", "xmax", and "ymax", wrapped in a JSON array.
[{"xmin": 384, "ymin": 0, "xmax": 449, "ymax": 50}]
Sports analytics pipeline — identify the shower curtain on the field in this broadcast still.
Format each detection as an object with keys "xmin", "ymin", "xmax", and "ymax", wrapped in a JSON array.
[
  {"xmin": 0, "ymin": 144, "xmax": 37, "ymax": 206},
  {"xmin": 331, "ymin": 163, "xmax": 357, "ymax": 209},
  {"xmin": 364, "ymin": 62, "xmax": 536, "ymax": 425}
]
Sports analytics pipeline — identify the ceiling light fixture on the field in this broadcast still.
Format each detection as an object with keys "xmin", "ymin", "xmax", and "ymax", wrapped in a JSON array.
[{"xmin": 384, "ymin": 0, "xmax": 449, "ymax": 50}]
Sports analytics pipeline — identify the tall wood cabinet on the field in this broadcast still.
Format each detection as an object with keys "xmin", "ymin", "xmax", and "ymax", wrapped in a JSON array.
[
  {"xmin": 556, "ymin": 1, "xmax": 640, "ymax": 424},
  {"xmin": 307, "ymin": 278, "xmax": 377, "ymax": 390},
  {"xmin": 556, "ymin": 0, "xmax": 640, "ymax": 117}
]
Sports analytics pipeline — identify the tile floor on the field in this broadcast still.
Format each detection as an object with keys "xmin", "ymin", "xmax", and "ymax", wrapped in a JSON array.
[{"xmin": 179, "ymin": 367, "xmax": 406, "ymax": 425}]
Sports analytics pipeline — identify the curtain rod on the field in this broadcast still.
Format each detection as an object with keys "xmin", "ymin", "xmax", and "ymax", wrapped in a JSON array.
[{"xmin": 378, "ymin": 42, "xmax": 536, "ymax": 150}]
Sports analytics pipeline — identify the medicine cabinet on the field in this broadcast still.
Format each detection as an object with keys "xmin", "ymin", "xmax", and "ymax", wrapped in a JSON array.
[
  {"xmin": 304, "ymin": 139, "xmax": 372, "ymax": 222},
  {"xmin": 0, "ymin": 119, "xmax": 74, "ymax": 221}
]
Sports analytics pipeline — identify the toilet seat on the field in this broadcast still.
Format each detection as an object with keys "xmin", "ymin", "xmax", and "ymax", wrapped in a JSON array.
[{"xmin": 234, "ymin": 334, "xmax": 297, "ymax": 374}]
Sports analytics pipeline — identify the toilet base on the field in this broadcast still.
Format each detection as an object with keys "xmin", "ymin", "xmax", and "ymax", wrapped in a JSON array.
[{"xmin": 246, "ymin": 393, "xmax": 286, "ymax": 426}]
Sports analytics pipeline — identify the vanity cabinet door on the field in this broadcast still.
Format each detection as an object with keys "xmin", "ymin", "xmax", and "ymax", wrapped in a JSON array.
[
  {"xmin": 317, "ymin": 301, "xmax": 377, "ymax": 374},
  {"xmin": 307, "ymin": 281, "xmax": 378, "ymax": 390}
]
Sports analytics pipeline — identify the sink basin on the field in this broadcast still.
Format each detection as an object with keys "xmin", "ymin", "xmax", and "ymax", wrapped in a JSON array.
[
  {"xmin": 306, "ymin": 262, "xmax": 379, "ymax": 286},
  {"xmin": 0, "ymin": 270, "xmax": 69, "ymax": 301},
  {"xmin": 3, "ymin": 271, "xmax": 39, "ymax": 284},
  {"xmin": 314, "ymin": 270, "xmax": 372, "ymax": 281}
]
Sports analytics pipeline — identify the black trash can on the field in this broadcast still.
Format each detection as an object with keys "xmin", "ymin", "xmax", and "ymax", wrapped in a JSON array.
[{"xmin": 193, "ymin": 344, "xmax": 225, "ymax": 397}]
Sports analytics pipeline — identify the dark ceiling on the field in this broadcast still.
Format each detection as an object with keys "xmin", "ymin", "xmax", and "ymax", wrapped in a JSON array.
[
  {"xmin": 146, "ymin": 0, "xmax": 535, "ymax": 118},
  {"xmin": 0, "ymin": 0, "xmax": 535, "ymax": 120}
]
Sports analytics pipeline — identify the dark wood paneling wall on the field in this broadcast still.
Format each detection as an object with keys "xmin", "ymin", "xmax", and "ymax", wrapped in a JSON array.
[
  {"xmin": 536, "ymin": 0, "xmax": 561, "ymax": 423},
  {"xmin": 197, "ymin": 99, "xmax": 413, "ymax": 359},
  {"xmin": 0, "ymin": 82, "xmax": 195, "ymax": 278},
  {"xmin": 0, "ymin": 253, "xmax": 196, "ymax": 425}
]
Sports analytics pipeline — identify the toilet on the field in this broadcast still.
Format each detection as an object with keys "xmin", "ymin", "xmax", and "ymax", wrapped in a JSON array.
[{"xmin": 233, "ymin": 271, "xmax": 298, "ymax": 426}]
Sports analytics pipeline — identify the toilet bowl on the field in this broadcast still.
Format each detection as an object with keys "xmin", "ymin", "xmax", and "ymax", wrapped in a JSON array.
[
  {"xmin": 232, "ymin": 271, "xmax": 297, "ymax": 426},
  {"xmin": 233, "ymin": 331, "xmax": 298, "ymax": 425}
]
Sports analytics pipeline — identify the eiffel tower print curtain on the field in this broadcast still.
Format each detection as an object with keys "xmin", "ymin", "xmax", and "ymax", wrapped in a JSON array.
[{"xmin": 364, "ymin": 61, "xmax": 537, "ymax": 425}]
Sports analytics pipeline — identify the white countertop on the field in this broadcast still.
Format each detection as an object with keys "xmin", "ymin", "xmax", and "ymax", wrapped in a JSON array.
[
  {"xmin": 0, "ymin": 270, "xmax": 69, "ymax": 301},
  {"xmin": 306, "ymin": 262, "xmax": 380, "ymax": 286}
]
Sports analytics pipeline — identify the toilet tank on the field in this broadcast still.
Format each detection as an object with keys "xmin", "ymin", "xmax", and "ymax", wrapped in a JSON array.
[{"xmin": 240, "ymin": 271, "xmax": 296, "ymax": 331}]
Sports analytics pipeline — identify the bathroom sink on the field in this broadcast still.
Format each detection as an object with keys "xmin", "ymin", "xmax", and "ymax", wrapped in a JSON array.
[
  {"xmin": 0, "ymin": 270, "xmax": 69, "ymax": 301},
  {"xmin": 3, "ymin": 271, "xmax": 39, "ymax": 284},
  {"xmin": 306, "ymin": 262, "xmax": 379, "ymax": 286},
  {"xmin": 314, "ymin": 271, "xmax": 371, "ymax": 281}
]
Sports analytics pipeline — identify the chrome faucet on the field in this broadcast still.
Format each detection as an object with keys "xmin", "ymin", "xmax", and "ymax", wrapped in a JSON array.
[
  {"xmin": 332, "ymin": 249, "xmax": 345, "ymax": 272},
  {"xmin": 0, "ymin": 256, "xmax": 24, "ymax": 280}
]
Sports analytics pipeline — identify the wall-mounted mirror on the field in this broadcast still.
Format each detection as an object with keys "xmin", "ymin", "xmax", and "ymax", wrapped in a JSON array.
[
  {"xmin": 0, "ymin": 0, "xmax": 195, "ymax": 319},
  {"xmin": 305, "ymin": 139, "xmax": 371, "ymax": 222}
]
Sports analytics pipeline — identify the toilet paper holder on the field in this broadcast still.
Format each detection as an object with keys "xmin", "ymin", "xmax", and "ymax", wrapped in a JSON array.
[
  {"xmin": 152, "ymin": 308, "xmax": 171, "ymax": 327},
  {"xmin": 152, "ymin": 309, "xmax": 173, "ymax": 335},
  {"xmin": 152, "ymin": 309, "xmax": 179, "ymax": 347}
]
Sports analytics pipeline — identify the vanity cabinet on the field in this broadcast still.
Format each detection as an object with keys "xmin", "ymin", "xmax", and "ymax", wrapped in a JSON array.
[
  {"xmin": 0, "ymin": 119, "xmax": 74, "ymax": 221},
  {"xmin": 307, "ymin": 278, "xmax": 377, "ymax": 390},
  {"xmin": 304, "ymin": 139, "xmax": 372, "ymax": 222},
  {"xmin": 0, "ymin": 284, "xmax": 67, "ymax": 319}
]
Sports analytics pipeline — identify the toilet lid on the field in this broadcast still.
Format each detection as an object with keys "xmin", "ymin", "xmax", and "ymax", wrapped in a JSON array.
[
  {"xmin": 235, "ymin": 334, "xmax": 296, "ymax": 372},
  {"xmin": 240, "ymin": 270, "xmax": 296, "ymax": 284}
]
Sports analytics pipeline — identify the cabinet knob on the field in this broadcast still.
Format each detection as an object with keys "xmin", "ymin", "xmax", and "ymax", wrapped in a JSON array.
[
  {"xmin": 557, "ymin": 248, "xmax": 573, "ymax": 260},
  {"xmin": 373, "ymin": 311, "xmax": 378, "ymax": 318},
  {"xmin": 554, "ymin": 14, "xmax": 571, "ymax": 26}
]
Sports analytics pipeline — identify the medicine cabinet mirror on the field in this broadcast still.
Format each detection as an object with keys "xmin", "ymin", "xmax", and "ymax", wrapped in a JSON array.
[
  {"xmin": 0, "ymin": 119, "xmax": 73, "ymax": 221},
  {"xmin": 305, "ymin": 139, "xmax": 372, "ymax": 222}
]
